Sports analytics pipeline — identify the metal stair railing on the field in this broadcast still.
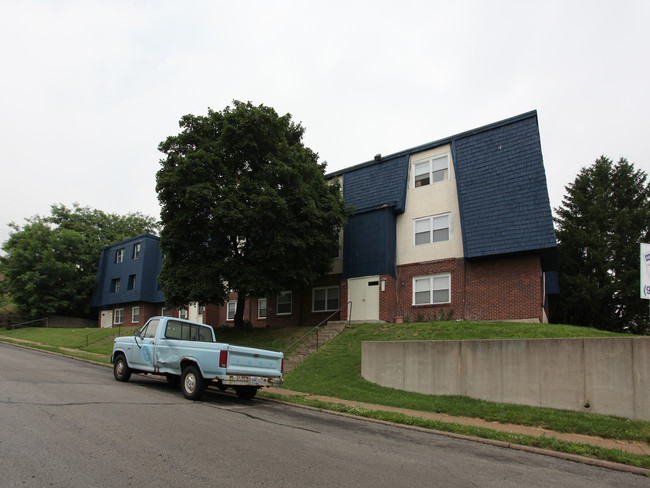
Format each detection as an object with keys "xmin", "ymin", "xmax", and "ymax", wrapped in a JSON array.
[{"xmin": 283, "ymin": 301, "xmax": 352, "ymax": 354}]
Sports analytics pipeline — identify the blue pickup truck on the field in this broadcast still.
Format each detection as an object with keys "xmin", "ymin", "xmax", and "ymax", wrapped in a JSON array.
[{"xmin": 111, "ymin": 316, "xmax": 284, "ymax": 400}]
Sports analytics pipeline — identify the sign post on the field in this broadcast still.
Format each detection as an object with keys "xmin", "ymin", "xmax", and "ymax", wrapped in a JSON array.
[
  {"xmin": 642, "ymin": 243, "xmax": 650, "ymax": 299},
  {"xmin": 641, "ymin": 244, "xmax": 650, "ymax": 323}
]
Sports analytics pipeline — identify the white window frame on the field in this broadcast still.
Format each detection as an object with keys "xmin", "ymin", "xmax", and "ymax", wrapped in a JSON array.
[
  {"xmin": 312, "ymin": 286, "xmax": 340, "ymax": 312},
  {"xmin": 133, "ymin": 243, "xmax": 141, "ymax": 259},
  {"xmin": 258, "ymin": 298, "xmax": 267, "ymax": 319},
  {"xmin": 116, "ymin": 248, "xmax": 124, "ymax": 263},
  {"xmin": 414, "ymin": 213, "xmax": 450, "ymax": 246},
  {"xmin": 113, "ymin": 308, "xmax": 124, "ymax": 324},
  {"xmin": 226, "ymin": 300, "xmax": 237, "ymax": 321},
  {"xmin": 413, "ymin": 274, "xmax": 451, "ymax": 305},
  {"xmin": 277, "ymin": 291, "xmax": 292, "ymax": 315},
  {"xmin": 131, "ymin": 306, "xmax": 140, "ymax": 323},
  {"xmin": 179, "ymin": 308, "xmax": 188, "ymax": 319},
  {"xmin": 412, "ymin": 154, "xmax": 449, "ymax": 188}
]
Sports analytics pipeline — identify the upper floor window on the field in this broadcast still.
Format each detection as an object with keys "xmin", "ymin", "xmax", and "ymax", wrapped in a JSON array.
[
  {"xmin": 413, "ymin": 154, "xmax": 449, "ymax": 188},
  {"xmin": 127, "ymin": 274, "xmax": 136, "ymax": 290},
  {"xmin": 414, "ymin": 213, "xmax": 450, "ymax": 245},
  {"xmin": 132, "ymin": 243, "xmax": 141, "ymax": 259},
  {"xmin": 115, "ymin": 248, "xmax": 125, "ymax": 263},
  {"xmin": 110, "ymin": 278, "xmax": 121, "ymax": 293},
  {"xmin": 413, "ymin": 274, "xmax": 451, "ymax": 305},
  {"xmin": 313, "ymin": 286, "xmax": 339, "ymax": 312},
  {"xmin": 277, "ymin": 291, "xmax": 292, "ymax": 315},
  {"xmin": 179, "ymin": 308, "xmax": 188, "ymax": 319}
]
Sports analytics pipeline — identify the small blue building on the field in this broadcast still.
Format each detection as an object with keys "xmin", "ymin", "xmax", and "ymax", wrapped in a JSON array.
[{"xmin": 91, "ymin": 233, "xmax": 165, "ymax": 327}]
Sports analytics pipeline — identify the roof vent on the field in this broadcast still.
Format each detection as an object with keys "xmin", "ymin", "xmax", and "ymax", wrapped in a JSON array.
[{"xmin": 374, "ymin": 153, "xmax": 382, "ymax": 161}]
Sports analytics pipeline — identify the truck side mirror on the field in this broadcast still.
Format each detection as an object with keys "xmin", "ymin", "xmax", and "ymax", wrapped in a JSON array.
[{"xmin": 134, "ymin": 329, "xmax": 141, "ymax": 338}]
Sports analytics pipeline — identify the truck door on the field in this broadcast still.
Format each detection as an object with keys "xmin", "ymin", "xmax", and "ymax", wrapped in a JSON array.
[{"xmin": 129, "ymin": 318, "xmax": 160, "ymax": 372}]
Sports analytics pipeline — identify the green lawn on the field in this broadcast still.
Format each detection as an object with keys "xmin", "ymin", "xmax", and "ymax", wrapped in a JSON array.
[
  {"xmin": 1, "ymin": 320, "xmax": 648, "ymax": 469},
  {"xmin": 280, "ymin": 322, "xmax": 647, "ymax": 441}
]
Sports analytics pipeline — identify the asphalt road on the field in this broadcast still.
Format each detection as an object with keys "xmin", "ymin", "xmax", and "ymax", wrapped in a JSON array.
[{"xmin": 0, "ymin": 343, "xmax": 647, "ymax": 488}]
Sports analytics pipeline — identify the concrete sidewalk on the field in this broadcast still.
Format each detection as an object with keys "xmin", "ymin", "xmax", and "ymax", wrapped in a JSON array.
[{"xmin": 264, "ymin": 387, "xmax": 650, "ymax": 457}]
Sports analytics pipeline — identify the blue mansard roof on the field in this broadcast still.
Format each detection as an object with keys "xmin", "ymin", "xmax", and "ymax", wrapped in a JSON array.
[{"xmin": 327, "ymin": 110, "xmax": 557, "ymax": 269}]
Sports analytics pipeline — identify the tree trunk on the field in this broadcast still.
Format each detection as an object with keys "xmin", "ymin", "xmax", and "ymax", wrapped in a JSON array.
[{"xmin": 234, "ymin": 292, "xmax": 247, "ymax": 329}]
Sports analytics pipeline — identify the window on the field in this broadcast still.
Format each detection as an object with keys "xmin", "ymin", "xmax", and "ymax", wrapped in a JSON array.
[
  {"xmin": 414, "ymin": 214, "xmax": 450, "ymax": 245},
  {"xmin": 115, "ymin": 248, "xmax": 124, "ymax": 263},
  {"xmin": 179, "ymin": 308, "xmax": 188, "ymax": 319},
  {"xmin": 227, "ymin": 301, "xmax": 237, "ymax": 321},
  {"xmin": 165, "ymin": 320, "xmax": 213, "ymax": 342},
  {"xmin": 413, "ymin": 154, "xmax": 449, "ymax": 188},
  {"xmin": 132, "ymin": 243, "xmax": 141, "ymax": 259},
  {"xmin": 313, "ymin": 286, "xmax": 339, "ymax": 312},
  {"xmin": 258, "ymin": 298, "xmax": 267, "ymax": 319},
  {"xmin": 132, "ymin": 306, "xmax": 140, "ymax": 323},
  {"xmin": 111, "ymin": 278, "xmax": 121, "ymax": 293},
  {"xmin": 413, "ymin": 274, "xmax": 451, "ymax": 305},
  {"xmin": 277, "ymin": 291, "xmax": 292, "ymax": 315},
  {"xmin": 113, "ymin": 308, "xmax": 124, "ymax": 324},
  {"xmin": 142, "ymin": 318, "xmax": 159, "ymax": 338},
  {"xmin": 127, "ymin": 274, "xmax": 136, "ymax": 290},
  {"xmin": 198, "ymin": 305, "xmax": 205, "ymax": 316}
]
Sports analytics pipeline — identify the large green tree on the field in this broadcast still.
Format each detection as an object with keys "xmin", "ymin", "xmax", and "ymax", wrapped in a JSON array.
[
  {"xmin": 552, "ymin": 156, "xmax": 650, "ymax": 334},
  {"xmin": 0, "ymin": 204, "xmax": 158, "ymax": 318},
  {"xmin": 156, "ymin": 101, "xmax": 351, "ymax": 328}
]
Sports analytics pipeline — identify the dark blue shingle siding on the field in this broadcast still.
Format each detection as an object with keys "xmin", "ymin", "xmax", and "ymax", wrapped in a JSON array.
[
  {"xmin": 453, "ymin": 114, "xmax": 557, "ymax": 261},
  {"xmin": 343, "ymin": 208, "xmax": 397, "ymax": 279},
  {"xmin": 342, "ymin": 154, "xmax": 409, "ymax": 214}
]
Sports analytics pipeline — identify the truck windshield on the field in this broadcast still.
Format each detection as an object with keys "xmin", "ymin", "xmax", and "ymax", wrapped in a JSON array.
[{"xmin": 142, "ymin": 319, "xmax": 159, "ymax": 339}]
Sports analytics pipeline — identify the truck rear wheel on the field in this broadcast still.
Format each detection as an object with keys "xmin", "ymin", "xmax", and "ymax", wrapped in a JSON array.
[
  {"xmin": 181, "ymin": 365, "xmax": 206, "ymax": 400},
  {"xmin": 235, "ymin": 386, "xmax": 258, "ymax": 400},
  {"xmin": 113, "ymin": 354, "xmax": 132, "ymax": 382}
]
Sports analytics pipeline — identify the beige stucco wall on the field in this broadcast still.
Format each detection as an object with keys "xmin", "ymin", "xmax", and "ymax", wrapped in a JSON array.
[
  {"xmin": 396, "ymin": 144, "xmax": 464, "ymax": 266},
  {"xmin": 361, "ymin": 337, "xmax": 650, "ymax": 420}
]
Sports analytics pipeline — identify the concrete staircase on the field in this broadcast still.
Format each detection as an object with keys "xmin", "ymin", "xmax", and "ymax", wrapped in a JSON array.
[{"xmin": 283, "ymin": 321, "xmax": 350, "ymax": 373}]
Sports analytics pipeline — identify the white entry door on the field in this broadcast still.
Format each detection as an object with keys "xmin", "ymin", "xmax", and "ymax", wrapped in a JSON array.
[
  {"xmin": 100, "ymin": 310, "xmax": 113, "ymax": 328},
  {"xmin": 348, "ymin": 276, "xmax": 380, "ymax": 321}
]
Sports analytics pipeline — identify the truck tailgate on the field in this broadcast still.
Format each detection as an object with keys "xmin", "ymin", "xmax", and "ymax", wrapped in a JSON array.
[{"xmin": 226, "ymin": 345, "xmax": 283, "ymax": 377}]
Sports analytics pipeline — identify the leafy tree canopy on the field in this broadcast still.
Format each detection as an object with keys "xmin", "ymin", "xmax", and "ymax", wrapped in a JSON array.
[
  {"xmin": 156, "ymin": 101, "xmax": 352, "ymax": 327},
  {"xmin": 552, "ymin": 156, "xmax": 650, "ymax": 334},
  {"xmin": 0, "ymin": 203, "xmax": 159, "ymax": 318}
]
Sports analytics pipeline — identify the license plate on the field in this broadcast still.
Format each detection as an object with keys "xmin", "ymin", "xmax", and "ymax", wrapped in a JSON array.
[{"xmin": 250, "ymin": 377, "xmax": 262, "ymax": 385}]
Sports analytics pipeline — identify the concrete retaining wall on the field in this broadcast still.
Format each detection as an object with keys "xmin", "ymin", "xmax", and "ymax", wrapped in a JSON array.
[{"xmin": 361, "ymin": 337, "xmax": 650, "ymax": 420}]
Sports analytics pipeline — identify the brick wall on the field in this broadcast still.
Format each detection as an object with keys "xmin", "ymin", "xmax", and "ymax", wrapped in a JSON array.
[
  {"xmin": 395, "ymin": 258, "xmax": 464, "ymax": 322},
  {"xmin": 393, "ymin": 254, "xmax": 543, "ymax": 322},
  {"xmin": 204, "ymin": 274, "xmax": 346, "ymax": 328},
  {"xmin": 464, "ymin": 254, "xmax": 542, "ymax": 321}
]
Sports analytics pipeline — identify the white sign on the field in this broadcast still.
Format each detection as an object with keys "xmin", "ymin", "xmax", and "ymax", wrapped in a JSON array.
[{"xmin": 641, "ymin": 243, "xmax": 650, "ymax": 299}]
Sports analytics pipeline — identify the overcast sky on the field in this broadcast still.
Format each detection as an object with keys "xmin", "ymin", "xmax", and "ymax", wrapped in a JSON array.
[{"xmin": 1, "ymin": 0, "xmax": 648, "ymax": 245}]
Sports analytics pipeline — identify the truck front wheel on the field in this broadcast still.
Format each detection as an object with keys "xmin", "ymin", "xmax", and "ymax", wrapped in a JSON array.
[
  {"xmin": 181, "ymin": 365, "xmax": 206, "ymax": 400},
  {"xmin": 113, "ymin": 354, "xmax": 132, "ymax": 382}
]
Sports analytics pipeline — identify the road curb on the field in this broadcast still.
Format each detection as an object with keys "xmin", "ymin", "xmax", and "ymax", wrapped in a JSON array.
[{"xmin": 260, "ymin": 396, "xmax": 650, "ymax": 478}]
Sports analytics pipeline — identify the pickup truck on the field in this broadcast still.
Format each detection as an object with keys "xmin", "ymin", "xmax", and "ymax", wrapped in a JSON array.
[{"xmin": 111, "ymin": 316, "xmax": 283, "ymax": 400}]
